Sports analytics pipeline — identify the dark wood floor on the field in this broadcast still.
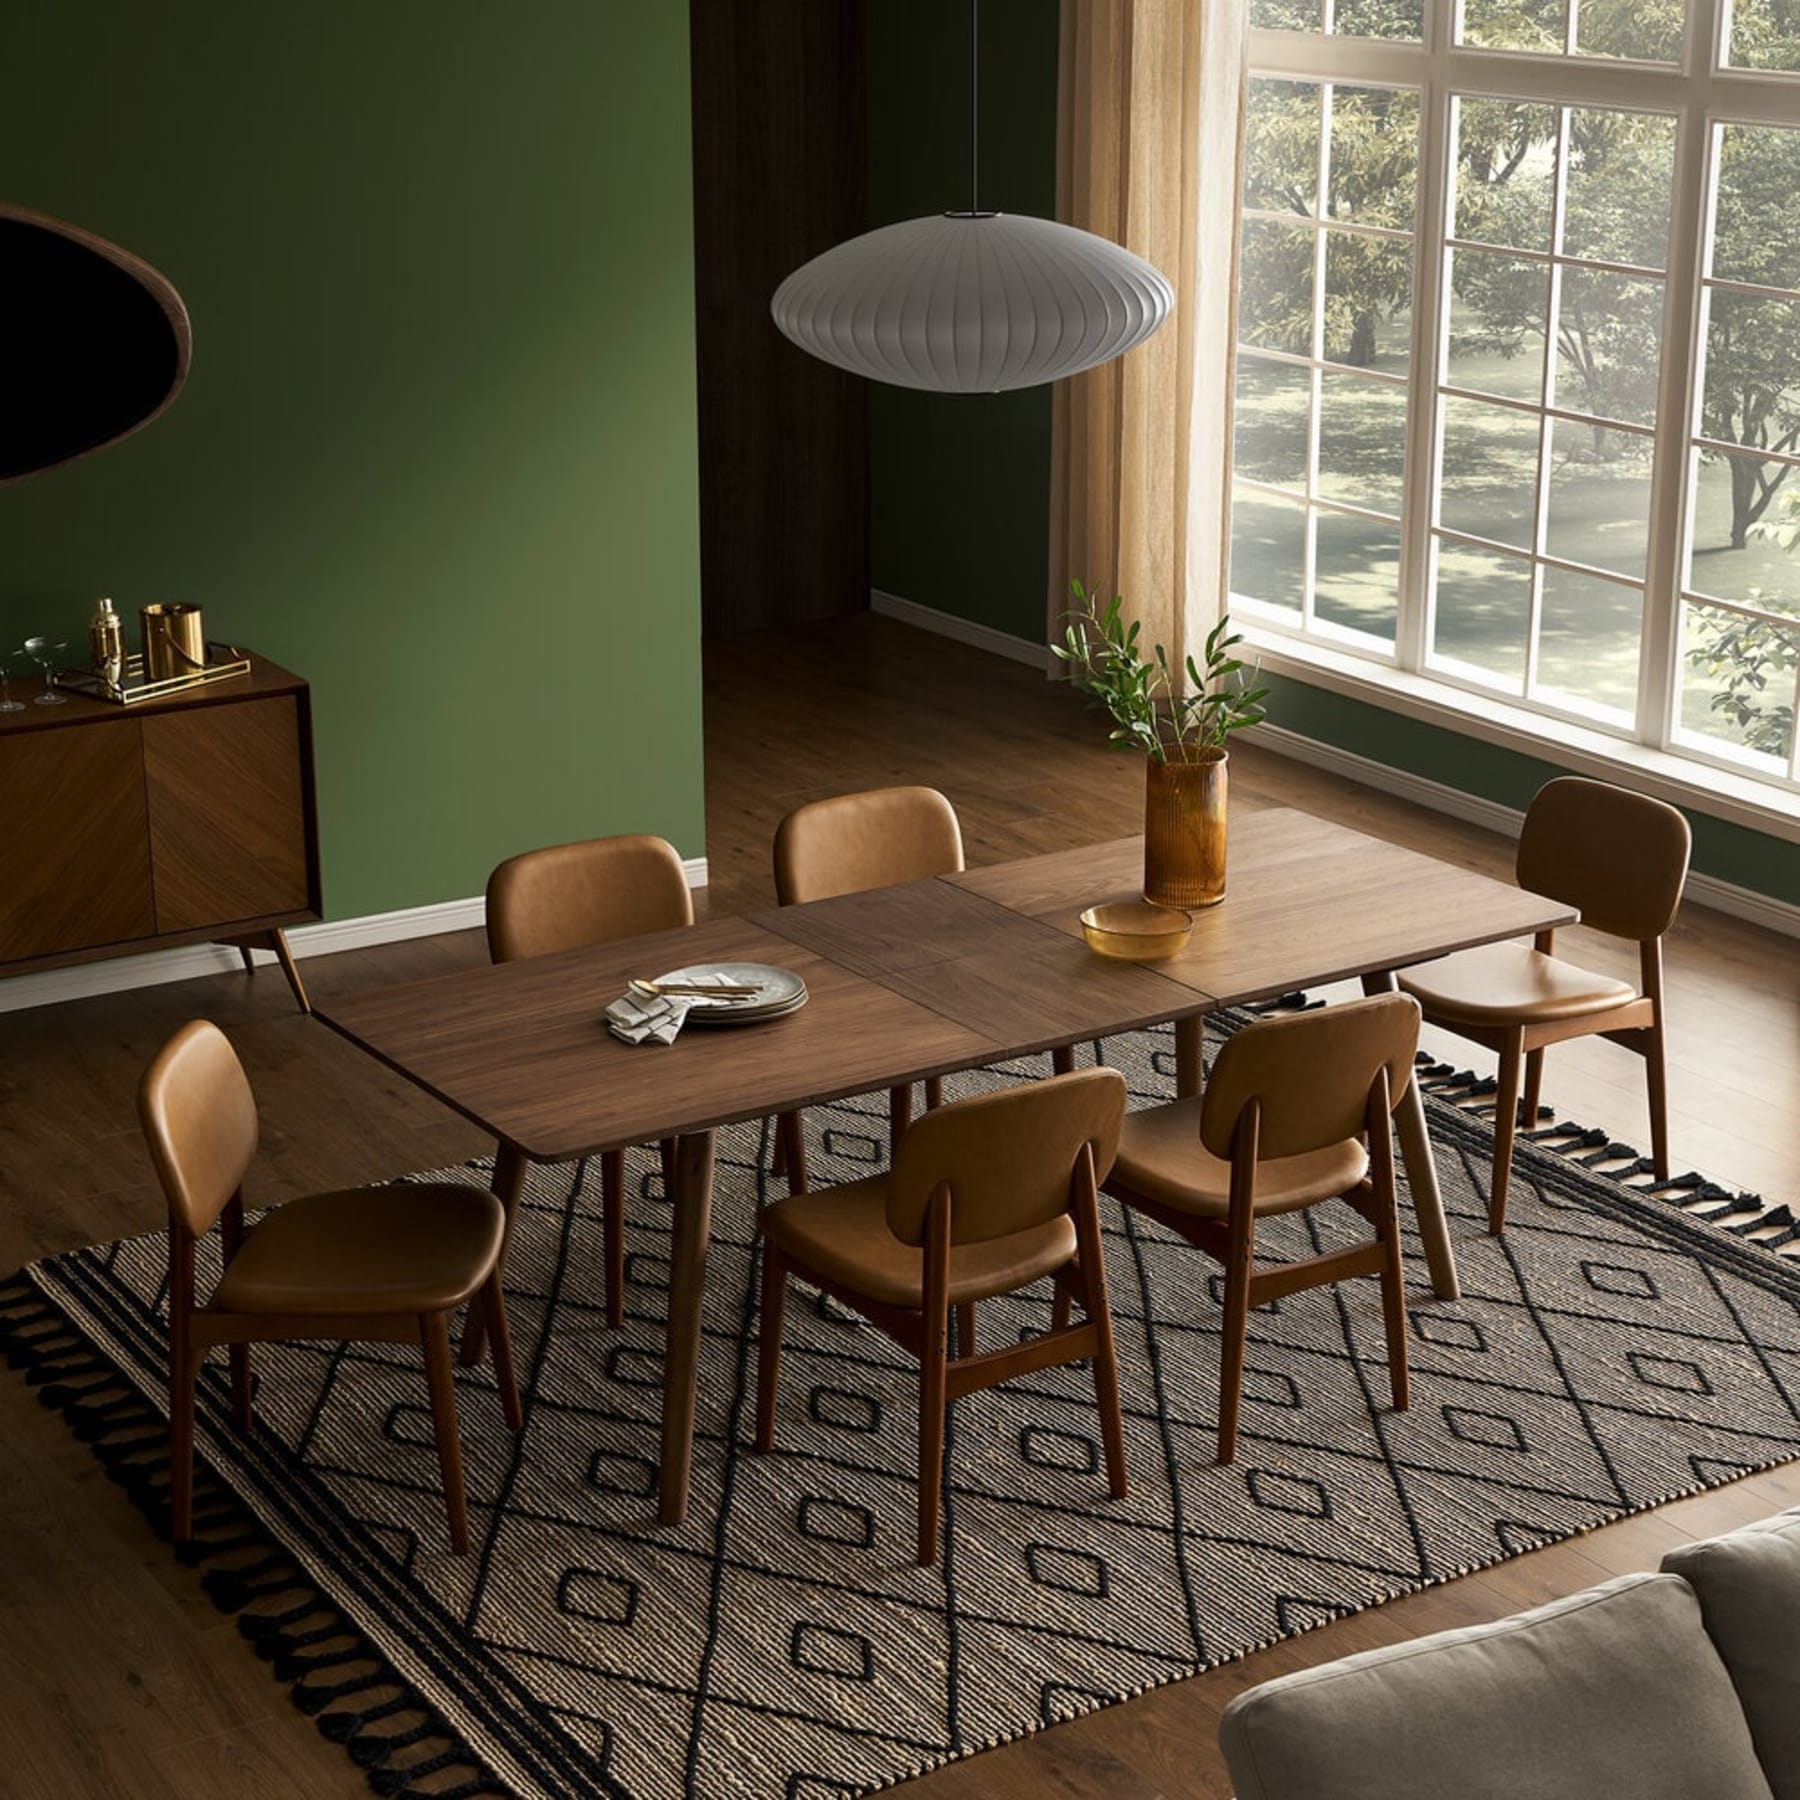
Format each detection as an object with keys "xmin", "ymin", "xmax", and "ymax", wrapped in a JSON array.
[{"xmin": 0, "ymin": 613, "xmax": 1794, "ymax": 1796}]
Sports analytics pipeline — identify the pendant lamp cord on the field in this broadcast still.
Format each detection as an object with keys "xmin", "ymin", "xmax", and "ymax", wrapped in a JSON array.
[{"xmin": 970, "ymin": 0, "xmax": 980, "ymax": 214}]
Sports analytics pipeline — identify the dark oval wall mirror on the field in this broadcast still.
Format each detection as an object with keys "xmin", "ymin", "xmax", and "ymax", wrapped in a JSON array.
[{"xmin": 0, "ymin": 203, "xmax": 192, "ymax": 485}]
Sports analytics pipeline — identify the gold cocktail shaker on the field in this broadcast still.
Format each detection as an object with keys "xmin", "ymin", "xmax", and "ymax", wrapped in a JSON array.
[{"xmin": 88, "ymin": 596, "xmax": 125, "ymax": 694}]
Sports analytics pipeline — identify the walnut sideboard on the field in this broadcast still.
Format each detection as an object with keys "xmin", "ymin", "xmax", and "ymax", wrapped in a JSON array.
[{"xmin": 0, "ymin": 654, "xmax": 321, "ymax": 1010}]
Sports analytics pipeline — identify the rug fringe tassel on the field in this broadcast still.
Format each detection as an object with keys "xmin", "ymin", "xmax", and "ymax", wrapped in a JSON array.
[
  {"xmin": 0, "ymin": 1270, "xmax": 511, "ymax": 1799},
  {"xmin": 1405, "ymin": 1054, "xmax": 1782, "ymax": 1247}
]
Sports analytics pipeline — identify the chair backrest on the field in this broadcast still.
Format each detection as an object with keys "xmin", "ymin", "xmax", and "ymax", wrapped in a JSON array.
[
  {"xmin": 139, "ymin": 1019, "xmax": 259, "ymax": 1240},
  {"xmin": 773, "ymin": 786, "xmax": 964, "ymax": 906},
  {"xmin": 886, "ymin": 1067, "xmax": 1126, "ymax": 1247},
  {"xmin": 1200, "ymin": 995, "xmax": 1421, "ymax": 1162},
  {"xmin": 486, "ymin": 833, "xmax": 693, "ymax": 963},
  {"xmin": 1515, "ymin": 776, "xmax": 1691, "ymax": 942}
]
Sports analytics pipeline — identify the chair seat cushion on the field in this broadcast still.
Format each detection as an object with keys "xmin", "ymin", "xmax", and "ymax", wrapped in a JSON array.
[
  {"xmin": 1109, "ymin": 1098, "xmax": 1369, "ymax": 1218},
  {"xmin": 1220, "ymin": 1570, "xmax": 1775, "ymax": 1800},
  {"xmin": 762, "ymin": 1176, "xmax": 1077, "ymax": 1309},
  {"xmin": 211, "ymin": 1182, "xmax": 505, "ymax": 1316},
  {"xmin": 1398, "ymin": 941, "xmax": 1638, "ymax": 1026}
]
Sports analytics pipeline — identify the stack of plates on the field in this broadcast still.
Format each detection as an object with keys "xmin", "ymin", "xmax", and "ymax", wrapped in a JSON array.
[{"xmin": 654, "ymin": 962, "xmax": 809, "ymax": 1028}]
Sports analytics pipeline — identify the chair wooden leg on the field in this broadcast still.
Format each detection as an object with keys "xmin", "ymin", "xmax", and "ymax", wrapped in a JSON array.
[
  {"xmin": 479, "ymin": 1275, "xmax": 524, "ymax": 1429},
  {"xmin": 954, "ymin": 1302, "xmax": 977, "ymax": 1359},
  {"xmin": 169, "ymin": 1347, "xmax": 198, "ymax": 1541},
  {"xmin": 918, "ymin": 1188, "xmax": 952, "ymax": 1565},
  {"xmin": 1489, "ymin": 1030, "xmax": 1525, "ymax": 1236},
  {"xmin": 421, "ymin": 1312, "xmax": 471, "ymax": 1555},
  {"xmin": 1521, "ymin": 1046, "xmax": 1546, "ymax": 1129},
  {"xmin": 601, "ymin": 1148, "xmax": 626, "ymax": 1328},
  {"xmin": 229, "ymin": 1342, "xmax": 253, "ymax": 1436},
  {"xmin": 1051, "ymin": 1275, "xmax": 1073, "ymax": 1332},
  {"xmin": 1073, "ymin": 1174, "xmax": 1128, "ymax": 1500},
  {"xmin": 1050, "ymin": 1044, "xmax": 1075, "ymax": 1076},
  {"xmin": 1644, "ymin": 1020, "xmax": 1672, "ymax": 1182},
  {"xmin": 776, "ymin": 1110, "xmax": 808, "ymax": 1197},
  {"xmin": 889, "ymin": 1084, "xmax": 912, "ymax": 1161},
  {"xmin": 754, "ymin": 1244, "xmax": 788, "ymax": 1452},
  {"xmin": 918, "ymin": 1329, "xmax": 948, "ymax": 1567},
  {"xmin": 1371, "ymin": 1148, "xmax": 1410, "ymax": 1414},
  {"xmin": 1217, "ymin": 1200, "xmax": 1257, "ymax": 1465}
]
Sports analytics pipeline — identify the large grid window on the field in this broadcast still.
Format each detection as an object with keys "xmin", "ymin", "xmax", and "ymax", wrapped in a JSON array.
[{"xmin": 1231, "ymin": 0, "xmax": 1800, "ymax": 804}]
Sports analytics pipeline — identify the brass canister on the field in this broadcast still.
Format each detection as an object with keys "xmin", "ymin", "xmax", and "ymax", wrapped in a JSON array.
[{"xmin": 141, "ymin": 603, "xmax": 207, "ymax": 681}]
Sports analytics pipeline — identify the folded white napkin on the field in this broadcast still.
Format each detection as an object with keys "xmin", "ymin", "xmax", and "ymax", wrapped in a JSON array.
[
  {"xmin": 604, "ymin": 990, "xmax": 696, "ymax": 1046},
  {"xmin": 604, "ymin": 973, "xmax": 755, "ymax": 1046}
]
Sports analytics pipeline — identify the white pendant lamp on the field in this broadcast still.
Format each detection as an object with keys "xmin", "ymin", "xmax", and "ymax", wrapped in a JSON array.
[{"xmin": 771, "ymin": 2, "xmax": 1173, "ymax": 395}]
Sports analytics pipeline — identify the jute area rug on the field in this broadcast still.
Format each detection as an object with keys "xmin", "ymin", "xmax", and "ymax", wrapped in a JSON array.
[{"xmin": 5, "ymin": 1022, "xmax": 1799, "ymax": 1799}]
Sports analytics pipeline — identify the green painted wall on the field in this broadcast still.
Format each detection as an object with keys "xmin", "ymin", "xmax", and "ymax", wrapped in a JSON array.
[
  {"xmin": 865, "ymin": 9, "xmax": 1795, "ymax": 906},
  {"xmin": 866, "ymin": 0, "xmax": 1060, "ymax": 643},
  {"xmin": 0, "ymin": 0, "xmax": 704, "ymax": 922}
]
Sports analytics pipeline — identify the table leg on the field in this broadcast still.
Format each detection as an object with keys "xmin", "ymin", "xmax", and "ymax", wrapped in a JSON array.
[
  {"xmin": 1175, "ymin": 1015, "xmax": 1206, "ymax": 1100},
  {"xmin": 1362, "ymin": 970, "xmax": 1460, "ymax": 1301},
  {"xmin": 659, "ymin": 1129, "xmax": 716, "ymax": 1527},
  {"xmin": 460, "ymin": 1142, "xmax": 529, "ymax": 1366}
]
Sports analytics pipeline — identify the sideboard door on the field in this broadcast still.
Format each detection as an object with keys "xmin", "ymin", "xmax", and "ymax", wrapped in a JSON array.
[
  {"xmin": 0, "ymin": 719, "xmax": 156, "ymax": 960},
  {"xmin": 142, "ymin": 696, "xmax": 311, "ymax": 932}
]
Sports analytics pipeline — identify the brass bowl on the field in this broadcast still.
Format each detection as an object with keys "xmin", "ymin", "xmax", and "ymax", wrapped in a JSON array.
[{"xmin": 1080, "ymin": 900, "xmax": 1194, "ymax": 962}]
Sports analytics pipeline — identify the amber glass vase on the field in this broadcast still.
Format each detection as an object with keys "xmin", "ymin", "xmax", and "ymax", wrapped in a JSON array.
[{"xmin": 1143, "ymin": 748, "xmax": 1228, "ymax": 909}]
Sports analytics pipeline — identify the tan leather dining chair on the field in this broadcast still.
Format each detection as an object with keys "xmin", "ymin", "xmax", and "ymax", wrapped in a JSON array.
[
  {"xmin": 1103, "ymin": 994, "xmax": 1420, "ymax": 1464},
  {"xmin": 754, "ymin": 1066, "xmax": 1129, "ymax": 1564},
  {"xmin": 771, "ymin": 786, "xmax": 1079, "ymax": 1192},
  {"xmin": 141, "ymin": 1020, "xmax": 521, "ymax": 1555},
  {"xmin": 1397, "ymin": 777, "xmax": 1690, "ymax": 1235},
  {"xmin": 486, "ymin": 833, "xmax": 693, "ymax": 1326}
]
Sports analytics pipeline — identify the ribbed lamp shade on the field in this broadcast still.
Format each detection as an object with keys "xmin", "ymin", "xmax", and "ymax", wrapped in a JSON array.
[{"xmin": 771, "ymin": 212, "xmax": 1174, "ymax": 394}]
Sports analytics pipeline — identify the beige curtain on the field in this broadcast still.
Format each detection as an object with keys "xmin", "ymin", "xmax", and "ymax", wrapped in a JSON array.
[{"xmin": 1048, "ymin": 0, "xmax": 1248, "ymax": 673}]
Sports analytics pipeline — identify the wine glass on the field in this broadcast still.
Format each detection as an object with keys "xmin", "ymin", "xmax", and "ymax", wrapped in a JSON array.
[
  {"xmin": 0, "ymin": 652, "xmax": 23, "ymax": 713},
  {"xmin": 23, "ymin": 636, "xmax": 68, "ymax": 706}
]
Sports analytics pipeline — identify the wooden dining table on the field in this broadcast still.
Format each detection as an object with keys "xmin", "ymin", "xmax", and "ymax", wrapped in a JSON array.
[{"xmin": 317, "ymin": 807, "xmax": 1575, "ymax": 1527}]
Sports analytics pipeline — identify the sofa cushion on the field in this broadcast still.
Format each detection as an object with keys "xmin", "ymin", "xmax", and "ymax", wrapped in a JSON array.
[
  {"xmin": 1219, "ymin": 1571, "xmax": 1773, "ymax": 1800},
  {"xmin": 1665, "ymin": 1505, "xmax": 1800, "ymax": 1800}
]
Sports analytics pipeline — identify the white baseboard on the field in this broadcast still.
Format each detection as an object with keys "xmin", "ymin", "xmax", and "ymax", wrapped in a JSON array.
[
  {"xmin": 870, "ymin": 588, "xmax": 1054, "ymax": 673},
  {"xmin": 1254, "ymin": 723, "xmax": 1800, "ymax": 941},
  {"xmin": 0, "ymin": 855, "xmax": 710, "ymax": 1015}
]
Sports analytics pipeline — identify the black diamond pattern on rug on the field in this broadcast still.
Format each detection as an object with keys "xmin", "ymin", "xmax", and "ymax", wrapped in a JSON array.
[{"xmin": 13, "ymin": 1024, "xmax": 1800, "ymax": 1799}]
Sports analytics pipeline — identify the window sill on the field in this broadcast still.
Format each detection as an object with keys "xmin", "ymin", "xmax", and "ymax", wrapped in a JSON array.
[{"xmin": 1241, "ymin": 630, "xmax": 1800, "ymax": 847}]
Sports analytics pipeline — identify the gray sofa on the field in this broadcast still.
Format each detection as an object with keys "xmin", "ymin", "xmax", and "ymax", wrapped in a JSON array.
[{"xmin": 1220, "ymin": 1505, "xmax": 1800, "ymax": 1800}]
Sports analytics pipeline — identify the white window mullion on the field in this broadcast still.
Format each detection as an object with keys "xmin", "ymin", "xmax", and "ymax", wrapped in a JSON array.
[
  {"xmin": 1396, "ymin": 40, "xmax": 1453, "ymax": 676},
  {"xmin": 1637, "ymin": 76, "xmax": 1717, "ymax": 752},
  {"xmin": 1788, "ymin": 656, "xmax": 1800, "ymax": 782},
  {"xmin": 1524, "ymin": 106, "xmax": 1573, "ymax": 700}
]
